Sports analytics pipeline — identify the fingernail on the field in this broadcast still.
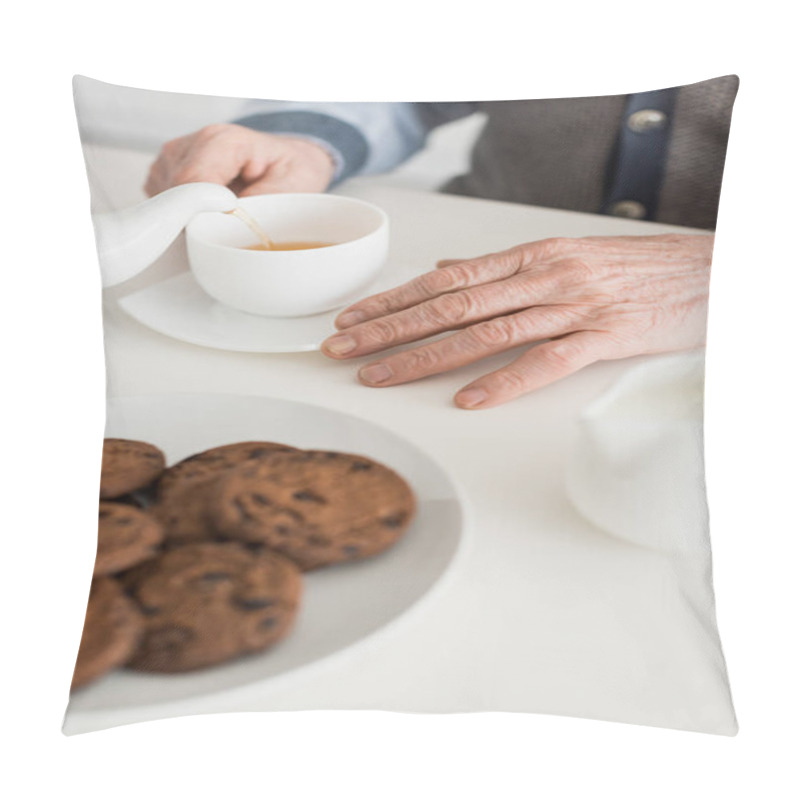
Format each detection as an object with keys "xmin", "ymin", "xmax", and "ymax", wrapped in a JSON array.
[
  {"xmin": 323, "ymin": 334, "xmax": 357, "ymax": 355},
  {"xmin": 337, "ymin": 310, "xmax": 366, "ymax": 328},
  {"xmin": 455, "ymin": 388, "xmax": 488, "ymax": 408},
  {"xmin": 359, "ymin": 363, "xmax": 393, "ymax": 385}
]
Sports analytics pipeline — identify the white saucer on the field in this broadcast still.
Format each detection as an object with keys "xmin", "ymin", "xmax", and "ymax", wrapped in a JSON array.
[{"xmin": 118, "ymin": 268, "xmax": 400, "ymax": 353}]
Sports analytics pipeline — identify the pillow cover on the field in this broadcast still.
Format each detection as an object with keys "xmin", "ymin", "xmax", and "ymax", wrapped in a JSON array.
[{"xmin": 65, "ymin": 74, "xmax": 738, "ymax": 735}]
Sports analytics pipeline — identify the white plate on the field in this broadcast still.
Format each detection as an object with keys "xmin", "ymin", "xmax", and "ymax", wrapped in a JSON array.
[
  {"xmin": 65, "ymin": 393, "xmax": 466, "ymax": 731},
  {"xmin": 117, "ymin": 266, "xmax": 401, "ymax": 353}
]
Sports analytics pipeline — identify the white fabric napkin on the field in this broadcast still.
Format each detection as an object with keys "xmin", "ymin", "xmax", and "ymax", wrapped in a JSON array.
[{"xmin": 565, "ymin": 350, "xmax": 709, "ymax": 554}]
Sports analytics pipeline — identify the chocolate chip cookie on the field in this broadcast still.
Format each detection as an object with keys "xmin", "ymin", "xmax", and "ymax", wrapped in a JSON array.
[
  {"xmin": 95, "ymin": 502, "xmax": 164, "ymax": 576},
  {"xmin": 122, "ymin": 542, "xmax": 302, "ymax": 673},
  {"xmin": 208, "ymin": 450, "xmax": 416, "ymax": 570},
  {"xmin": 153, "ymin": 442, "xmax": 297, "ymax": 545},
  {"xmin": 71, "ymin": 577, "xmax": 144, "ymax": 690},
  {"xmin": 100, "ymin": 439, "xmax": 166, "ymax": 499}
]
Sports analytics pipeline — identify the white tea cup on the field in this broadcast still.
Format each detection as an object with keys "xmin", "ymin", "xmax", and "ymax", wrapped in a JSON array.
[{"xmin": 186, "ymin": 193, "xmax": 389, "ymax": 317}]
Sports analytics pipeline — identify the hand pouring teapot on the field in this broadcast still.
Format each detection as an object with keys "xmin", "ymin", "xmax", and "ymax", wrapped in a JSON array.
[{"xmin": 92, "ymin": 182, "xmax": 238, "ymax": 288}]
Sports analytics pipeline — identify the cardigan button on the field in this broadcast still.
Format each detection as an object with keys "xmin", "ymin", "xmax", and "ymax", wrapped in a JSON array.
[
  {"xmin": 609, "ymin": 200, "xmax": 647, "ymax": 219},
  {"xmin": 627, "ymin": 108, "xmax": 668, "ymax": 133}
]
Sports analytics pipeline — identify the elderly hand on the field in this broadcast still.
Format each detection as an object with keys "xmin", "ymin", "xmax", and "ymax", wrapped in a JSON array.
[
  {"xmin": 145, "ymin": 124, "xmax": 336, "ymax": 197},
  {"xmin": 321, "ymin": 234, "xmax": 714, "ymax": 409}
]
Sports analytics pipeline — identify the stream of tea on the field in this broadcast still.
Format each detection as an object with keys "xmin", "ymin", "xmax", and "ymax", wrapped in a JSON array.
[
  {"xmin": 225, "ymin": 208, "xmax": 333, "ymax": 251},
  {"xmin": 226, "ymin": 207, "xmax": 275, "ymax": 249}
]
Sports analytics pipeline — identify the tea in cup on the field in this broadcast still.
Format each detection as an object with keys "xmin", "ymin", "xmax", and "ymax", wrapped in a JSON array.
[
  {"xmin": 243, "ymin": 241, "xmax": 333, "ymax": 251},
  {"xmin": 186, "ymin": 194, "xmax": 389, "ymax": 317}
]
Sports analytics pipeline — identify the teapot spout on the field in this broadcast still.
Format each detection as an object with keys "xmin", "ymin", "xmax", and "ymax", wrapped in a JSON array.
[{"xmin": 93, "ymin": 182, "xmax": 238, "ymax": 287}]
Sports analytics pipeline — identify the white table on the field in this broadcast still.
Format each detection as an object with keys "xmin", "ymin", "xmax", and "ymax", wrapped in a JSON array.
[{"xmin": 65, "ymin": 146, "xmax": 735, "ymax": 735}]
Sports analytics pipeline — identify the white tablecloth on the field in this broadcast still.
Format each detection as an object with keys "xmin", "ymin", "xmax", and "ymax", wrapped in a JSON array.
[{"xmin": 65, "ymin": 146, "xmax": 736, "ymax": 735}]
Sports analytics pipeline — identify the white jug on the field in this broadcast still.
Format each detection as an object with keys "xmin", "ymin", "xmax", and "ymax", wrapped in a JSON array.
[
  {"xmin": 564, "ymin": 351, "xmax": 708, "ymax": 554},
  {"xmin": 92, "ymin": 182, "xmax": 238, "ymax": 287}
]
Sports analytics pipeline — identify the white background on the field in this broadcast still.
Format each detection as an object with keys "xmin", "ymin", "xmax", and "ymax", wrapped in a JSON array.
[{"xmin": 3, "ymin": 1, "xmax": 798, "ymax": 798}]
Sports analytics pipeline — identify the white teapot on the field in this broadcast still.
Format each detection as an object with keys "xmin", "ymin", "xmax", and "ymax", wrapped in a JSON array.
[{"xmin": 92, "ymin": 182, "xmax": 238, "ymax": 287}]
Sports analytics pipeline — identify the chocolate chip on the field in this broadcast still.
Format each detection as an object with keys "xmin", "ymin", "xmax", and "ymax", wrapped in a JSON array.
[
  {"xmin": 293, "ymin": 489, "xmax": 326, "ymax": 504},
  {"xmin": 350, "ymin": 461, "xmax": 372, "ymax": 472},
  {"xmin": 381, "ymin": 512, "xmax": 408, "ymax": 529},
  {"xmin": 308, "ymin": 534, "xmax": 331, "ymax": 547},
  {"xmin": 198, "ymin": 571, "xmax": 231, "ymax": 586},
  {"xmin": 145, "ymin": 624, "xmax": 194, "ymax": 652},
  {"xmin": 342, "ymin": 545, "xmax": 360, "ymax": 556},
  {"xmin": 259, "ymin": 617, "xmax": 278, "ymax": 630},
  {"xmin": 234, "ymin": 497, "xmax": 257, "ymax": 523},
  {"xmin": 234, "ymin": 597, "xmax": 275, "ymax": 610},
  {"xmin": 251, "ymin": 493, "xmax": 272, "ymax": 506},
  {"xmin": 247, "ymin": 447, "xmax": 279, "ymax": 458},
  {"xmin": 190, "ymin": 572, "xmax": 231, "ymax": 592}
]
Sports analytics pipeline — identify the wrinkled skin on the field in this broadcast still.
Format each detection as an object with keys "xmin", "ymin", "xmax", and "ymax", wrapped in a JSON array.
[
  {"xmin": 321, "ymin": 234, "xmax": 713, "ymax": 409},
  {"xmin": 145, "ymin": 124, "xmax": 335, "ymax": 197}
]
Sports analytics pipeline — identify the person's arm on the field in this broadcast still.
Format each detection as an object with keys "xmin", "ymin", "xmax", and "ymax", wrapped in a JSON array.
[
  {"xmin": 145, "ymin": 102, "xmax": 477, "ymax": 196},
  {"xmin": 233, "ymin": 101, "xmax": 478, "ymax": 182}
]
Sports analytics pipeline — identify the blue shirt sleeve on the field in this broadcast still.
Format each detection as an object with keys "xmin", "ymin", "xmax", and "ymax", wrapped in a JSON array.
[{"xmin": 233, "ymin": 101, "xmax": 478, "ymax": 184}]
